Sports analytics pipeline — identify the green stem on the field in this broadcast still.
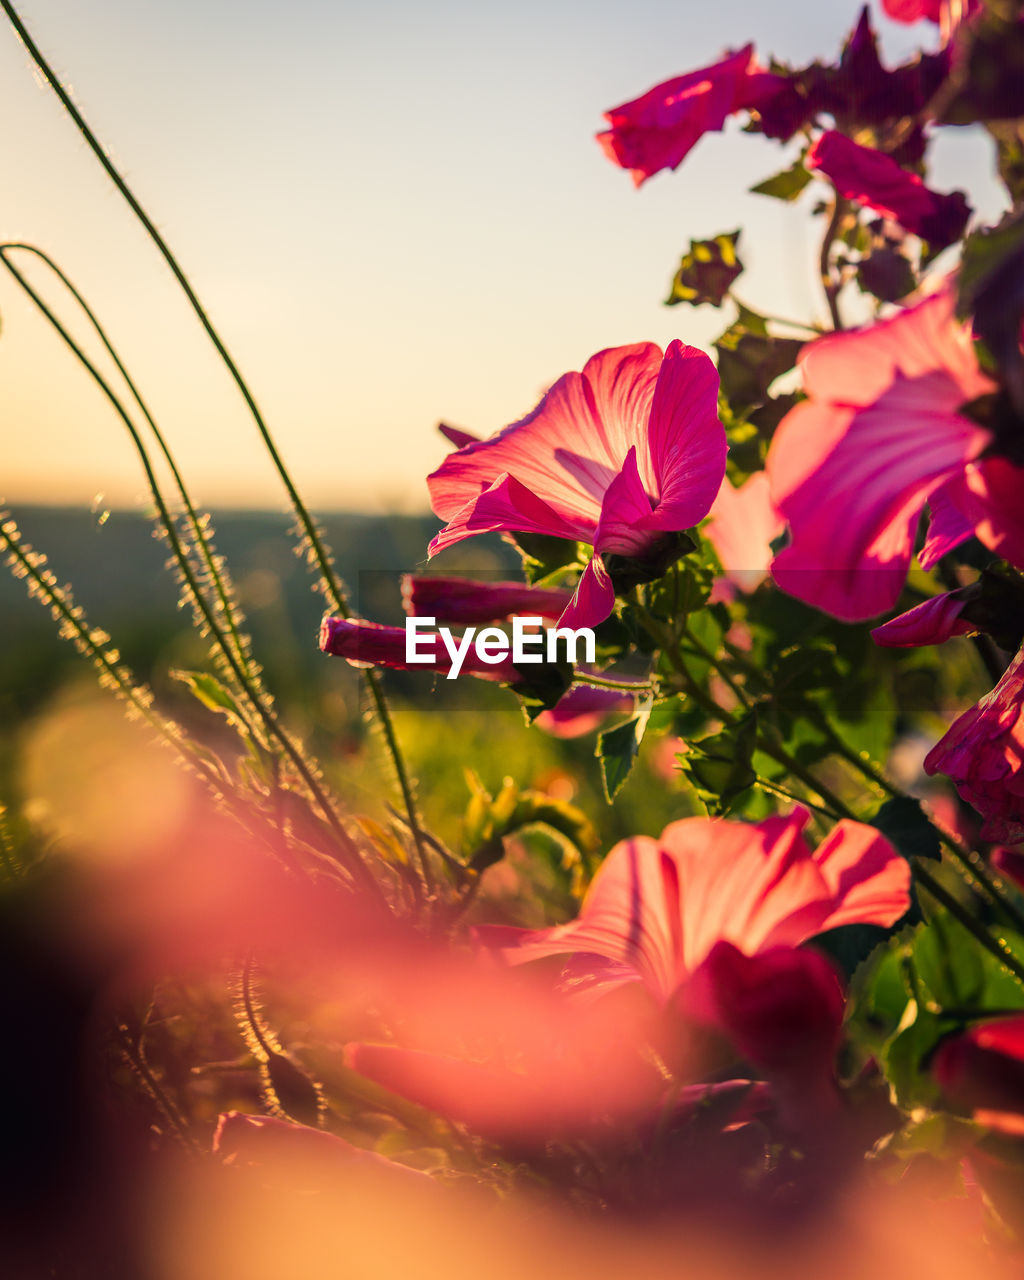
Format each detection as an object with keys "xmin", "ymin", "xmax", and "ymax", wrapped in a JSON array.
[
  {"xmin": 819, "ymin": 195, "xmax": 847, "ymax": 332},
  {"xmin": 575, "ymin": 673, "xmax": 653, "ymax": 693},
  {"xmin": 914, "ymin": 863, "xmax": 1024, "ymax": 987},
  {"xmin": 0, "ymin": 0, "xmax": 427, "ymax": 896}
]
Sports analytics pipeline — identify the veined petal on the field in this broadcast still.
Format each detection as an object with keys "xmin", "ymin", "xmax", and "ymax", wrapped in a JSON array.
[
  {"xmin": 475, "ymin": 835, "xmax": 684, "ymax": 1000},
  {"xmin": 645, "ymin": 340, "xmax": 727, "ymax": 529},
  {"xmin": 812, "ymin": 820, "xmax": 911, "ymax": 932},
  {"xmin": 769, "ymin": 372, "xmax": 991, "ymax": 619},
  {"xmin": 427, "ymin": 473, "xmax": 590, "ymax": 557},
  {"xmin": 555, "ymin": 554, "xmax": 617, "ymax": 630}
]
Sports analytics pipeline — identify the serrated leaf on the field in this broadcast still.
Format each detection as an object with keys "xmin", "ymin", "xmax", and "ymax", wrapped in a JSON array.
[
  {"xmin": 666, "ymin": 231, "xmax": 743, "ymax": 308},
  {"xmin": 597, "ymin": 699, "xmax": 653, "ymax": 801},
  {"xmin": 750, "ymin": 159, "xmax": 812, "ymax": 202}
]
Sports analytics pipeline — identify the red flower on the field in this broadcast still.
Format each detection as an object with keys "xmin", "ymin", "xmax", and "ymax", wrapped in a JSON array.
[
  {"xmin": 597, "ymin": 45, "xmax": 787, "ymax": 187},
  {"xmin": 935, "ymin": 1015, "xmax": 1024, "ymax": 1134},
  {"xmin": 925, "ymin": 646, "xmax": 1024, "ymax": 844},
  {"xmin": 807, "ymin": 131, "xmax": 970, "ymax": 249}
]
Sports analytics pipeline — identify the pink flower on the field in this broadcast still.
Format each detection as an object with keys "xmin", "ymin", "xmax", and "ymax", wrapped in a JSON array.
[
  {"xmin": 319, "ymin": 616, "xmax": 520, "ymax": 684},
  {"xmin": 427, "ymin": 342, "xmax": 726, "ymax": 630},
  {"xmin": 476, "ymin": 809, "xmax": 909, "ymax": 1006},
  {"xmin": 807, "ymin": 131, "xmax": 970, "ymax": 249},
  {"xmin": 871, "ymin": 588, "xmax": 975, "ymax": 647},
  {"xmin": 597, "ymin": 45, "xmax": 787, "ymax": 187},
  {"xmin": 703, "ymin": 471, "xmax": 784, "ymax": 594},
  {"xmin": 924, "ymin": 646, "xmax": 1024, "ymax": 843},
  {"xmin": 767, "ymin": 287, "xmax": 1006, "ymax": 620},
  {"xmin": 401, "ymin": 575, "xmax": 571, "ymax": 625}
]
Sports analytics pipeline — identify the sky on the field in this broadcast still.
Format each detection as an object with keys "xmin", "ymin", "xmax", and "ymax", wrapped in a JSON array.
[{"xmin": 0, "ymin": 0, "xmax": 1010, "ymax": 514}]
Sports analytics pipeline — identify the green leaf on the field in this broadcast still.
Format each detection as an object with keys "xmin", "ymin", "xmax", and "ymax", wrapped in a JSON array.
[
  {"xmin": 174, "ymin": 669, "xmax": 250, "ymax": 732},
  {"xmin": 750, "ymin": 158, "xmax": 812, "ymax": 202},
  {"xmin": 870, "ymin": 797, "xmax": 942, "ymax": 863},
  {"xmin": 666, "ymin": 231, "xmax": 743, "ymax": 308},
  {"xmin": 856, "ymin": 245, "xmax": 917, "ymax": 304},
  {"xmin": 913, "ymin": 911, "xmax": 986, "ymax": 1010},
  {"xmin": 677, "ymin": 712, "xmax": 758, "ymax": 815},
  {"xmin": 882, "ymin": 1001, "xmax": 945, "ymax": 1109},
  {"xmin": 597, "ymin": 699, "xmax": 653, "ymax": 801},
  {"xmin": 715, "ymin": 320, "xmax": 803, "ymax": 415},
  {"xmin": 957, "ymin": 207, "xmax": 1024, "ymax": 323}
]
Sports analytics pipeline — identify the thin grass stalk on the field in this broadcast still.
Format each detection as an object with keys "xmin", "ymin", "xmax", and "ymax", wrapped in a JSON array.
[
  {"xmin": 0, "ymin": 242, "xmax": 260, "ymax": 694},
  {"xmin": 0, "ymin": 0, "xmax": 431, "ymax": 889},
  {"xmin": 0, "ymin": 275, "xmax": 381, "ymax": 899}
]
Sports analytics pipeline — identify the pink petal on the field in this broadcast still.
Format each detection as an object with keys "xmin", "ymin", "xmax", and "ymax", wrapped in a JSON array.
[
  {"xmin": 437, "ymin": 422, "xmax": 481, "ymax": 449},
  {"xmin": 919, "ymin": 477, "xmax": 977, "ymax": 568},
  {"xmin": 871, "ymin": 590, "xmax": 974, "ymax": 647},
  {"xmin": 534, "ymin": 682, "xmax": 635, "ymax": 738},
  {"xmin": 555, "ymin": 554, "xmax": 617, "ymax": 630},
  {"xmin": 428, "ymin": 472, "xmax": 590, "ymax": 557},
  {"xmin": 401, "ymin": 575, "xmax": 571, "ymax": 624},
  {"xmin": 704, "ymin": 471, "xmax": 784, "ymax": 591},
  {"xmin": 644, "ymin": 340, "xmax": 727, "ymax": 531},
  {"xmin": 769, "ymin": 372, "xmax": 991, "ymax": 620},
  {"xmin": 812, "ymin": 820, "xmax": 911, "ymax": 931},
  {"xmin": 958, "ymin": 458, "xmax": 1024, "ymax": 570},
  {"xmin": 593, "ymin": 445, "xmax": 657, "ymax": 556},
  {"xmin": 474, "ymin": 835, "xmax": 683, "ymax": 1000}
]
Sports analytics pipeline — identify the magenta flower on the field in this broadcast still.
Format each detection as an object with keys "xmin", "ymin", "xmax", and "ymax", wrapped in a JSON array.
[
  {"xmin": 401, "ymin": 575, "xmax": 571, "ymax": 625},
  {"xmin": 319, "ymin": 616, "xmax": 519, "ymax": 684},
  {"xmin": 807, "ymin": 131, "xmax": 970, "ymax": 249},
  {"xmin": 925, "ymin": 646, "xmax": 1024, "ymax": 843},
  {"xmin": 871, "ymin": 588, "xmax": 975, "ymax": 647},
  {"xmin": 427, "ymin": 341, "xmax": 726, "ymax": 630},
  {"xmin": 475, "ymin": 808, "xmax": 909, "ymax": 1006},
  {"xmin": 597, "ymin": 45, "xmax": 787, "ymax": 187},
  {"xmin": 767, "ymin": 287, "xmax": 1008, "ymax": 620}
]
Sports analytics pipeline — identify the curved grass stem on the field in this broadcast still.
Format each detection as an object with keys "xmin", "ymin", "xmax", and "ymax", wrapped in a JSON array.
[{"xmin": 0, "ymin": 0, "xmax": 430, "ymax": 894}]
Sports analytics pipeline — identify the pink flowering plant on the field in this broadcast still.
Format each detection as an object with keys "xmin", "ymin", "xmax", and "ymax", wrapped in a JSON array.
[{"xmin": 7, "ymin": 0, "xmax": 1024, "ymax": 1274}]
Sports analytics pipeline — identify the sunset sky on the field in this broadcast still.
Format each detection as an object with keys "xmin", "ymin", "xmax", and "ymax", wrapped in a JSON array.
[{"xmin": 0, "ymin": 0, "xmax": 1008, "ymax": 514}]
